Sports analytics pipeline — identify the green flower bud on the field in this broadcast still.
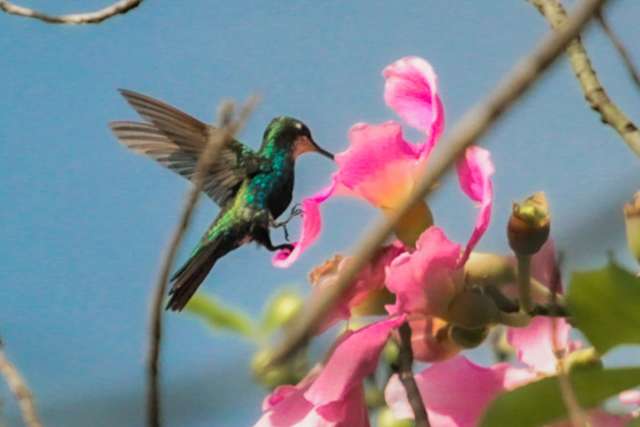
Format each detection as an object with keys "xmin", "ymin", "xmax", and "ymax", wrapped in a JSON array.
[
  {"xmin": 382, "ymin": 340, "xmax": 400, "ymax": 365},
  {"xmin": 447, "ymin": 291, "xmax": 500, "ymax": 329},
  {"xmin": 449, "ymin": 325, "xmax": 489, "ymax": 349},
  {"xmin": 377, "ymin": 406, "xmax": 415, "ymax": 427},
  {"xmin": 624, "ymin": 193, "xmax": 640, "ymax": 264},
  {"xmin": 365, "ymin": 385, "xmax": 385, "ymax": 409},
  {"xmin": 251, "ymin": 348, "xmax": 304, "ymax": 389},
  {"xmin": 262, "ymin": 290, "xmax": 304, "ymax": 333},
  {"xmin": 508, "ymin": 192, "xmax": 550, "ymax": 255},
  {"xmin": 565, "ymin": 348, "xmax": 603, "ymax": 374}
]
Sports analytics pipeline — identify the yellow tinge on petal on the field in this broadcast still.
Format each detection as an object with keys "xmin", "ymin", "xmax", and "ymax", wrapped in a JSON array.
[{"xmin": 382, "ymin": 200, "xmax": 433, "ymax": 247}]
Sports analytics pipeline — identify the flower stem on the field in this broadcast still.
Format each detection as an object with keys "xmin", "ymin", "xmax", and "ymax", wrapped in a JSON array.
[
  {"xmin": 517, "ymin": 254, "xmax": 533, "ymax": 313},
  {"xmin": 397, "ymin": 322, "xmax": 430, "ymax": 427}
]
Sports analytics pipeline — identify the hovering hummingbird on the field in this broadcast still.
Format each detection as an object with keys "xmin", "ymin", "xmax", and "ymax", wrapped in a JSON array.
[{"xmin": 110, "ymin": 90, "xmax": 334, "ymax": 311}]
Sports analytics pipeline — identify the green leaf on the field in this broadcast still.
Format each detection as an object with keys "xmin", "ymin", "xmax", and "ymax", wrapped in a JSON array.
[
  {"xmin": 185, "ymin": 293, "xmax": 255, "ymax": 338},
  {"xmin": 567, "ymin": 262, "xmax": 640, "ymax": 354},
  {"xmin": 480, "ymin": 367, "xmax": 640, "ymax": 427},
  {"xmin": 628, "ymin": 418, "xmax": 640, "ymax": 427}
]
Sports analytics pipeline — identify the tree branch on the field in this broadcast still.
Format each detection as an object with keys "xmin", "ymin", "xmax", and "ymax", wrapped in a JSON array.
[
  {"xmin": 0, "ymin": 340, "xmax": 43, "ymax": 427},
  {"xmin": 0, "ymin": 0, "xmax": 142, "ymax": 24},
  {"xmin": 266, "ymin": 0, "xmax": 609, "ymax": 367},
  {"xmin": 397, "ymin": 323, "xmax": 430, "ymax": 427},
  {"xmin": 596, "ymin": 10, "xmax": 640, "ymax": 91},
  {"xmin": 529, "ymin": 0, "xmax": 640, "ymax": 157},
  {"xmin": 146, "ymin": 98, "xmax": 257, "ymax": 427}
]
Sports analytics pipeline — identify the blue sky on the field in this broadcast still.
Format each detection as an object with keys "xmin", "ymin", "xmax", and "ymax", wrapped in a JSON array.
[{"xmin": 1, "ymin": 1, "xmax": 639, "ymax": 426}]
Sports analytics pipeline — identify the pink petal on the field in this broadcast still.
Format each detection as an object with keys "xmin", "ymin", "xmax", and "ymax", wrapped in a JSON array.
[
  {"xmin": 272, "ymin": 181, "xmax": 336, "ymax": 268},
  {"xmin": 456, "ymin": 146, "xmax": 495, "ymax": 265},
  {"xmin": 385, "ymin": 356, "xmax": 532, "ymax": 427},
  {"xmin": 386, "ymin": 227, "xmax": 461, "ymax": 316},
  {"xmin": 408, "ymin": 315, "xmax": 461, "ymax": 362},
  {"xmin": 335, "ymin": 121, "xmax": 420, "ymax": 209},
  {"xmin": 507, "ymin": 316, "xmax": 571, "ymax": 374},
  {"xmin": 311, "ymin": 243, "xmax": 406, "ymax": 332},
  {"xmin": 304, "ymin": 316, "xmax": 405, "ymax": 407},
  {"xmin": 383, "ymin": 56, "xmax": 445, "ymax": 153},
  {"xmin": 620, "ymin": 389, "xmax": 640, "ymax": 406},
  {"xmin": 531, "ymin": 240, "xmax": 562, "ymax": 293}
]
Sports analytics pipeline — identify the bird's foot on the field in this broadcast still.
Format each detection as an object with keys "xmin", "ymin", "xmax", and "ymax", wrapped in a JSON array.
[
  {"xmin": 270, "ymin": 204, "xmax": 303, "ymax": 241},
  {"xmin": 272, "ymin": 243, "xmax": 294, "ymax": 252}
]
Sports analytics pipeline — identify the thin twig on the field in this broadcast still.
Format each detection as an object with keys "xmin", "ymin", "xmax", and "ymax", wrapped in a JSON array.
[
  {"xmin": 266, "ymin": 0, "xmax": 609, "ymax": 367},
  {"xmin": 548, "ymin": 254, "xmax": 588, "ymax": 426},
  {"xmin": 0, "ymin": 0, "xmax": 142, "ymax": 24},
  {"xmin": 529, "ymin": 0, "xmax": 640, "ymax": 157},
  {"xmin": 596, "ymin": 10, "xmax": 640, "ymax": 91},
  {"xmin": 516, "ymin": 254, "xmax": 534, "ymax": 312},
  {"xmin": 397, "ymin": 323, "xmax": 430, "ymax": 427},
  {"xmin": 146, "ymin": 98, "xmax": 257, "ymax": 427},
  {"xmin": 0, "ymin": 340, "xmax": 43, "ymax": 427}
]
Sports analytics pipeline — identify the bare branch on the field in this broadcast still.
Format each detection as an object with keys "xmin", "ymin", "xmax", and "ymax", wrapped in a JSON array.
[
  {"xmin": 596, "ymin": 10, "xmax": 640, "ymax": 91},
  {"xmin": 0, "ymin": 0, "xmax": 142, "ymax": 24},
  {"xmin": 0, "ymin": 340, "xmax": 43, "ymax": 427},
  {"xmin": 266, "ymin": 0, "xmax": 609, "ymax": 367},
  {"xmin": 146, "ymin": 98, "xmax": 257, "ymax": 427},
  {"xmin": 529, "ymin": 0, "xmax": 640, "ymax": 157},
  {"xmin": 397, "ymin": 323, "xmax": 430, "ymax": 427}
]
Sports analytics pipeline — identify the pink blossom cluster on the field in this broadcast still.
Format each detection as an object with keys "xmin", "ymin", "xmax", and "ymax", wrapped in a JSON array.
[{"xmin": 255, "ymin": 57, "xmax": 640, "ymax": 427}]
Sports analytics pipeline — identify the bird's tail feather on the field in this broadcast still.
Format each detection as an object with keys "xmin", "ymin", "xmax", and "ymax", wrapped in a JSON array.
[{"xmin": 166, "ymin": 236, "xmax": 233, "ymax": 311}]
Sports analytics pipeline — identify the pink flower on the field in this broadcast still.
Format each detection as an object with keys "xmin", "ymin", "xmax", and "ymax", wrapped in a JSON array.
[
  {"xmin": 384, "ymin": 356, "xmax": 534, "ymax": 427},
  {"xmin": 308, "ymin": 243, "xmax": 405, "ymax": 333},
  {"xmin": 274, "ymin": 56, "xmax": 494, "ymax": 266},
  {"xmin": 254, "ymin": 316, "xmax": 405, "ymax": 427}
]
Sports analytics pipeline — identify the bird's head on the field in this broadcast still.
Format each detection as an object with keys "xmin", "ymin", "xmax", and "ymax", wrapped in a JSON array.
[{"xmin": 264, "ymin": 116, "xmax": 334, "ymax": 160}]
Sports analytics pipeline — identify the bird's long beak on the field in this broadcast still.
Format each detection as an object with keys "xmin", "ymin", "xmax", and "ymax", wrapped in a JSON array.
[{"xmin": 312, "ymin": 140, "xmax": 334, "ymax": 160}]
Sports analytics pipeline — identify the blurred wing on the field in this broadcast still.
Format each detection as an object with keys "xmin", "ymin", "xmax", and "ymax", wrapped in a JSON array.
[{"xmin": 110, "ymin": 90, "xmax": 264, "ymax": 206}]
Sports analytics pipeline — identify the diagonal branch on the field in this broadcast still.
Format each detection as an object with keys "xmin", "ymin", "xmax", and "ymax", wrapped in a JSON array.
[
  {"xmin": 146, "ymin": 98, "xmax": 257, "ymax": 427},
  {"xmin": 596, "ymin": 10, "xmax": 640, "ymax": 91},
  {"xmin": 529, "ymin": 0, "xmax": 640, "ymax": 157},
  {"xmin": 0, "ymin": 339, "xmax": 43, "ymax": 427},
  {"xmin": 266, "ymin": 0, "xmax": 610, "ymax": 367},
  {"xmin": 0, "ymin": 0, "xmax": 142, "ymax": 24}
]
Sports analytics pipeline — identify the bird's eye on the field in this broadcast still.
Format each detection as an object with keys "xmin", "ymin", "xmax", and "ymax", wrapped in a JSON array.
[{"xmin": 295, "ymin": 122, "xmax": 303, "ymax": 130}]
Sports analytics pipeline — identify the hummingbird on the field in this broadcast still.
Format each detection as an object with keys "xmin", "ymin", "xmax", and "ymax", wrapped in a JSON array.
[{"xmin": 110, "ymin": 90, "xmax": 334, "ymax": 311}]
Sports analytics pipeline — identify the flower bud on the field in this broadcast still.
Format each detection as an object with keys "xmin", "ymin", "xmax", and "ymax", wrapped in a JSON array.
[
  {"xmin": 449, "ymin": 325, "xmax": 489, "ymax": 349},
  {"xmin": 377, "ymin": 407, "xmax": 414, "ymax": 427},
  {"xmin": 446, "ymin": 290, "xmax": 500, "ymax": 329},
  {"xmin": 365, "ymin": 385, "xmax": 385, "ymax": 409},
  {"xmin": 565, "ymin": 348, "xmax": 603, "ymax": 374},
  {"xmin": 382, "ymin": 340, "xmax": 400, "ymax": 365},
  {"xmin": 624, "ymin": 193, "xmax": 640, "ymax": 264},
  {"xmin": 262, "ymin": 290, "xmax": 304, "ymax": 333},
  {"xmin": 508, "ymin": 192, "xmax": 550, "ymax": 255},
  {"xmin": 251, "ymin": 348, "xmax": 304, "ymax": 389}
]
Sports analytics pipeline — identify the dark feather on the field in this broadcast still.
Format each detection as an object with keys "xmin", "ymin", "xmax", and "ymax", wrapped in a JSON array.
[{"xmin": 110, "ymin": 90, "xmax": 268, "ymax": 206}]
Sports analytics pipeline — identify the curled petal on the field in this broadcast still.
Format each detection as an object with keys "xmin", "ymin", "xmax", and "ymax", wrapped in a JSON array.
[
  {"xmin": 383, "ymin": 56, "xmax": 445, "ymax": 153},
  {"xmin": 310, "ymin": 243, "xmax": 405, "ymax": 332},
  {"xmin": 272, "ymin": 181, "xmax": 336, "ymax": 268},
  {"xmin": 336, "ymin": 121, "xmax": 419, "ymax": 209},
  {"xmin": 456, "ymin": 146, "xmax": 495, "ymax": 265},
  {"xmin": 386, "ymin": 227, "xmax": 461, "ymax": 316},
  {"xmin": 385, "ymin": 356, "xmax": 533, "ymax": 426},
  {"xmin": 507, "ymin": 316, "xmax": 571, "ymax": 374},
  {"xmin": 304, "ymin": 315, "xmax": 405, "ymax": 407}
]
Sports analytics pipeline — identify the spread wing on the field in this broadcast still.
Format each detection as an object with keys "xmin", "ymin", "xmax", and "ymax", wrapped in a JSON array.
[{"xmin": 110, "ymin": 89, "xmax": 264, "ymax": 206}]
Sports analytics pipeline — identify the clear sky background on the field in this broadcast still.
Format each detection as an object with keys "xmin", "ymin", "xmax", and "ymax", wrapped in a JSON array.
[{"xmin": 1, "ymin": 1, "xmax": 639, "ymax": 426}]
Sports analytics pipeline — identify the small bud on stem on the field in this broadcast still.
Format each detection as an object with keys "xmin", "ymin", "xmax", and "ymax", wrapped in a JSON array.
[
  {"xmin": 624, "ymin": 192, "xmax": 640, "ymax": 265},
  {"xmin": 508, "ymin": 192, "xmax": 550, "ymax": 313}
]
